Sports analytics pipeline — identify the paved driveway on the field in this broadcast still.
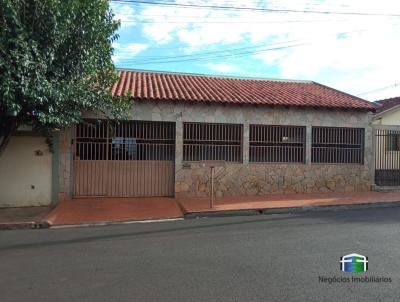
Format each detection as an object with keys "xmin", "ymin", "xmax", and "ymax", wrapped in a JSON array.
[
  {"xmin": 45, "ymin": 197, "xmax": 183, "ymax": 225},
  {"xmin": 1, "ymin": 207, "xmax": 400, "ymax": 301}
]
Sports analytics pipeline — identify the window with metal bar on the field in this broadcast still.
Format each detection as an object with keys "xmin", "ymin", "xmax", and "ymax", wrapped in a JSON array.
[
  {"xmin": 386, "ymin": 130, "xmax": 400, "ymax": 151},
  {"xmin": 74, "ymin": 120, "xmax": 175, "ymax": 161},
  {"xmin": 183, "ymin": 122, "xmax": 242, "ymax": 162},
  {"xmin": 311, "ymin": 127, "xmax": 364, "ymax": 164},
  {"xmin": 249, "ymin": 125, "xmax": 306, "ymax": 163},
  {"xmin": 74, "ymin": 121, "xmax": 108, "ymax": 160}
]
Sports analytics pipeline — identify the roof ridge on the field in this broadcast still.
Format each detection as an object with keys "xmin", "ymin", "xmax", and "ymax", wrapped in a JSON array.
[
  {"xmin": 375, "ymin": 96, "xmax": 400, "ymax": 103},
  {"xmin": 116, "ymin": 68, "xmax": 313, "ymax": 84}
]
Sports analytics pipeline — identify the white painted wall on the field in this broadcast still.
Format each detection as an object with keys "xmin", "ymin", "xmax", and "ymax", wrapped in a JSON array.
[
  {"xmin": 373, "ymin": 107, "xmax": 400, "ymax": 125},
  {"xmin": 0, "ymin": 135, "xmax": 52, "ymax": 207}
]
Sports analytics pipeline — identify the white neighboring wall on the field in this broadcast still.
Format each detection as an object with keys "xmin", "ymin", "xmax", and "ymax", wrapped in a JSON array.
[
  {"xmin": 373, "ymin": 106, "xmax": 400, "ymax": 125},
  {"xmin": 0, "ymin": 135, "xmax": 52, "ymax": 207}
]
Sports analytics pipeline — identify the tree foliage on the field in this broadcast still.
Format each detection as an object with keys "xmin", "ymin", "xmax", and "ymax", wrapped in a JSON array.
[{"xmin": 0, "ymin": 0, "xmax": 130, "ymax": 153}]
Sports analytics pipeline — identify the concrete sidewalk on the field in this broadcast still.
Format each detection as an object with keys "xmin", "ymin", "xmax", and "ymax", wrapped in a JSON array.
[
  {"xmin": 0, "ymin": 206, "xmax": 52, "ymax": 230},
  {"xmin": 45, "ymin": 197, "xmax": 184, "ymax": 226},
  {"xmin": 3, "ymin": 191, "xmax": 400, "ymax": 229},
  {"xmin": 177, "ymin": 191, "xmax": 400, "ymax": 218}
]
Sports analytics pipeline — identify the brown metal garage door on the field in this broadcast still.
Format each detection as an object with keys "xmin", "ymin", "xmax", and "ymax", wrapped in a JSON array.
[{"xmin": 72, "ymin": 120, "xmax": 175, "ymax": 197}]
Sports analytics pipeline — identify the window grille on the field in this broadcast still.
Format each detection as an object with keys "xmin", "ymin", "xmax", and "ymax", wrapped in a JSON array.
[
  {"xmin": 386, "ymin": 131, "xmax": 400, "ymax": 151},
  {"xmin": 311, "ymin": 127, "xmax": 364, "ymax": 164},
  {"xmin": 249, "ymin": 125, "xmax": 305, "ymax": 163},
  {"xmin": 74, "ymin": 120, "xmax": 175, "ymax": 161},
  {"xmin": 183, "ymin": 122, "xmax": 242, "ymax": 162}
]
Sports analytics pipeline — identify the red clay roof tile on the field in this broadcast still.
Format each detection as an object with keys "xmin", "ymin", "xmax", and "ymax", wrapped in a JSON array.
[
  {"xmin": 112, "ymin": 69, "xmax": 376, "ymax": 111},
  {"xmin": 374, "ymin": 97, "xmax": 400, "ymax": 114}
]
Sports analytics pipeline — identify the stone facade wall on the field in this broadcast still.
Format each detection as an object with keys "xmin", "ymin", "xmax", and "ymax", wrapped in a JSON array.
[
  {"xmin": 129, "ymin": 100, "xmax": 374, "ymax": 198},
  {"xmin": 175, "ymin": 163, "xmax": 371, "ymax": 197}
]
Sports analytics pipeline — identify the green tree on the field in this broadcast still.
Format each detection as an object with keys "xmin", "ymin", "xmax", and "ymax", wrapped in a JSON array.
[{"xmin": 0, "ymin": 0, "xmax": 130, "ymax": 154}]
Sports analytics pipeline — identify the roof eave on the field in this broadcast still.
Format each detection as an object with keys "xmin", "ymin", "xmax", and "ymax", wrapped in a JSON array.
[
  {"xmin": 131, "ymin": 97, "xmax": 375, "ymax": 111},
  {"xmin": 373, "ymin": 103, "xmax": 400, "ymax": 118}
]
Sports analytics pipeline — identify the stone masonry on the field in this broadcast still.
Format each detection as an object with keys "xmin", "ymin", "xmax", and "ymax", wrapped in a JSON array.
[
  {"xmin": 59, "ymin": 100, "xmax": 373, "ymax": 199},
  {"xmin": 132, "ymin": 100, "xmax": 373, "ymax": 198}
]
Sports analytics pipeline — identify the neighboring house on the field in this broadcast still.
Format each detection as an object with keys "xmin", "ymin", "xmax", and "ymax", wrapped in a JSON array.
[
  {"xmin": 373, "ymin": 97, "xmax": 400, "ymax": 125},
  {"xmin": 0, "ymin": 126, "xmax": 57, "ymax": 207},
  {"xmin": 56, "ymin": 69, "xmax": 376, "ymax": 201},
  {"xmin": 373, "ymin": 97, "xmax": 400, "ymax": 186}
]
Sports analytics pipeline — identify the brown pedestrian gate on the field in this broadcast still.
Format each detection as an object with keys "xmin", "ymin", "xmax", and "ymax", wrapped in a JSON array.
[{"xmin": 72, "ymin": 120, "xmax": 175, "ymax": 197}]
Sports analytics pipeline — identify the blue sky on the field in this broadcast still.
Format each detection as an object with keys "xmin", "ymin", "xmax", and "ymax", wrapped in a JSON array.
[{"xmin": 110, "ymin": 0, "xmax": 400, "ymax": 101}]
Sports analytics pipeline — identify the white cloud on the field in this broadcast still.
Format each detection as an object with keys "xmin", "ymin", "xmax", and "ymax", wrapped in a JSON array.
[
  {"xmin": 140, "ymin": 6, "xmax": 196, "ymax": 44},
  {"xmin": 129, "ymin": 0, "xmax": 400, "ymax": 100},
  {"xmin": 138, "ymin": 0, "xmax": 266, "ymax": 46},
  {"xmin": 137, "ymin": 0, "xmax": 357, "ymax": 48},
  {"xmin": 112, "ymin": 43, "xmax": 148, "ymax": 63},
  {"xmin": 125, "ymin": 43, "xmax": 148, "ymax": 54},
  {"xmin": 251, "ymin": 3, "xmax": 400, "ymax": 101},
  {"xmin": 206, "ymin": 63, "xmax": 239, "ymax": 72},
  {"xmin": 111, "ymin": 4, "xmax": 136, "ymax": 28}
]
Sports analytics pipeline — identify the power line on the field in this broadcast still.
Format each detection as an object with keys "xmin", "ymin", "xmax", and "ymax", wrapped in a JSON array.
[
  {"xmin": 114, "ymin": 11, "xmax": 351, "ymax": 20},
  {"xmin": 115, "ymin": 38, "xmax": 304, "ymax": 60},
  {"xmin": 254, "ymin": 0, "xmax": 365, "ymax": 14},
  {"xmin": 115, "ymin": 33, "xmax": 357, "ymax": 65},
  {"xmin": 116, "ymin": 42, "xmax": 302, "ymax": 63},
  {"xmin": 358, "ymin": 84, "xmax": 400, "ymax": 96},
  {"xmin": 110, "ymin": 0, "xmax": 400, "ymax": 17},
  {"xmin": 119, "ymin": 18, "xmax": 353, "ymax": 24},
  {"xmin": 114, "ymin": 11, "xmax": 345, "ymax": 18},
  {"xmin": 114, "ymin": 27, "xmax": 376, "ymax": 64},
  {"xmin": 116, "ymin": 43, "xmax": 304, "ymax": 65}
]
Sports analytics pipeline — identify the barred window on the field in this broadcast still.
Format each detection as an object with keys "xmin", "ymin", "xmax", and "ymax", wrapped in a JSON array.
[
  {"xmin": 183, "ymin": 122, "xmax": 242, "ymax": 162},
  {"xmin": 386, "ymin": 130, "xmax": 400, "ymax": 151},
  {"xmin": 249, "ymin": 125, "xmax": 306, "ymax": 163},
  {"xmin": 74, "ymin": 120, "xmax": 175, "ymax": 161},
  {"xmin": 74, "ymin": 121, "xmax": 108, "ymax": 160},
  {"xmin": 311, "ymin": 127, "xmax": 364, "ymax": 164}
]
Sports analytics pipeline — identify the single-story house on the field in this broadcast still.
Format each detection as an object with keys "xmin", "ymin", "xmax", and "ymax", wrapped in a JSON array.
[
  {"xmin": 0, "ymin": 69, "xmax": 378, "ymax": 207},
  {"xmin": 54, "ymin": 69, "xmax": 376, "ymax": 201}
]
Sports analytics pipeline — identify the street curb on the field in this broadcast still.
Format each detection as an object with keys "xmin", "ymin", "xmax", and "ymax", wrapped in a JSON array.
[
  {"xmin": 183, "ymin": 200, "xmax": 400, "ymax": 219},
  {"xmin": 0, "ymin": 221, "xmax": 50, "ymax": 231},
  {"xmin": 48, "ymin": 217, "xmax": 184, "ymax": 229},
  {"xmin": 3, "ymin": 201, "xmax": 400, "ymax": 229}
]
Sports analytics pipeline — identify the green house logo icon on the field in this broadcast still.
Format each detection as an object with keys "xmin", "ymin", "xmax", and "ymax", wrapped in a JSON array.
[{"xmin": 340, "ymin": 253, "xmax": 368, "ymax": 273}]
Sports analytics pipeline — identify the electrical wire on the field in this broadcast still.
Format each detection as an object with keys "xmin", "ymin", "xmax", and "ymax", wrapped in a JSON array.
[
  {"xmin": 113, "ymin": 28, "xmax": 374, "ymax": 64},
  {"xmin": 114, "ymin": 38, "xmax": 304, "ymax": 57},
  {"xmin": 118, "ymin": 18, "xmax": 353, "ymax": 24},
  {"xmin": 358, "ymin": 84, "xmax": 400, "ymax": 96},
  {"xmin": 110, "ymin": 0, "xmax": 400, "ymax": 18}
]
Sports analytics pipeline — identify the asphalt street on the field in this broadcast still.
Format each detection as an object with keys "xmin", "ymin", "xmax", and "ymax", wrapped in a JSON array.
[{"xmin": 1, "ymin": 207, "xmax": 400, "ymax": 302}]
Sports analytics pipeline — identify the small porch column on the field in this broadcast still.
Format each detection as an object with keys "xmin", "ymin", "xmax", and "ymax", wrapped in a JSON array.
[
  {"xmin": 306, "ymin": 125, "xmax": 312, "ymax": 164},
  {"xmin": 58, "ymin": 128, "xmax": 73, "ymax": 201},
  {"xmin": 175, "ymin": 120, "xmax": 183, "ymax": 172},
  {"xmin": 243, "ymin": 123, "xmax": 250, "ymax": 164}
]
